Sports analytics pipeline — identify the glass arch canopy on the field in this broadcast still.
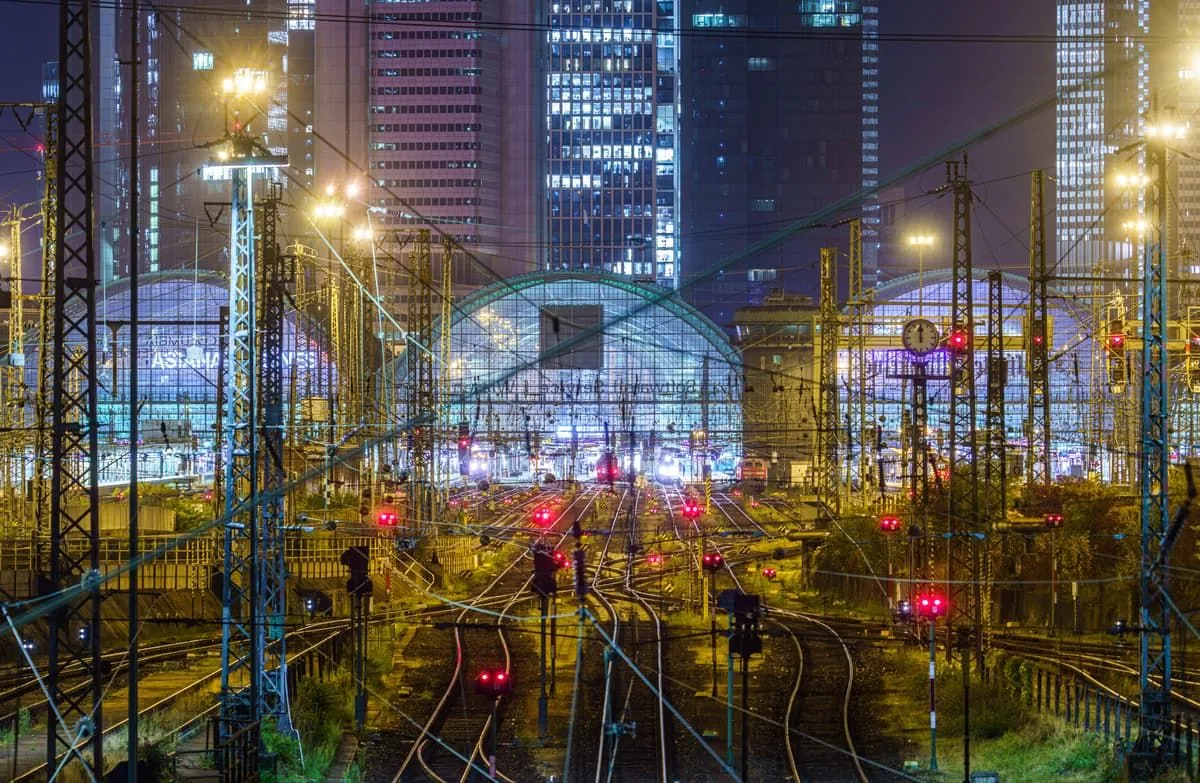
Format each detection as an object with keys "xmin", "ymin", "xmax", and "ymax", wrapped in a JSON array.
[{"xmin": 421, "ymin": 273, "xmax": 742, "ymax": 479}]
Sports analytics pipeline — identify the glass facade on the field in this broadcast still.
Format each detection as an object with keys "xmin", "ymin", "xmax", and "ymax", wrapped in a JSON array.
[
  {"xmin": 421, "ymin": 273, "xmax": 740, "ymax": 478},
  {"xmin": 1055, "ymin": 0, "xmax": 1147, "ymax": 283},
  {"xmin": 545, "ymin": 1, "xmax": 679, "ymax": 287},
  {"xmin": 857, "ymin": 273, "xmax": 1128, "ymax": 483}
]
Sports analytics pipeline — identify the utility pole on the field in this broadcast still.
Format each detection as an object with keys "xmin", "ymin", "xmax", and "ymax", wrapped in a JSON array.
[
  {"xmin": 982, "ymin": 270, "xmax": 1006, "ymax": 669},
  {"xmin": 125, "ymin": 1, "xmax": 140, "ymax": 775},
  {"xmin": 1131, "ymin": 97, "xmax": 1175, "ymax": 772},
  {"xmin": 817, "ymin": 247, "xmax": 841, "ymax": 520},
  {"xmin": 1026, "ymin": 170, "xmax": 1051, "ymax": 491},
  {"xmin": 47, "ymin": 0, "xmax": 103, "ymax": 776},
  {"xmin": 257, "ymin": 184, "xmax": 290, "ymax": 724},
  {"xmin": 407, "ymin": 229, "xmax": 434, "ymax": 535},
  {"xmin": 945, "ymin": 159, "xmax": 980, "ymax": 673},
  {"xmin": 848, "ymin": 219, "xmax": 872, "ymax": 510}
]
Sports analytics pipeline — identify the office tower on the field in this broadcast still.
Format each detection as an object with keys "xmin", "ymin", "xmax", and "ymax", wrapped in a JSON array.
[
  {"xmin": 544, "ymin": 0, "xmax": 680, "ymax": 287},
  {"xmin": 320, "ymin": 1, "xmax": 539, "ymax": 282},
  {"xmin": 680, "ymin": 1, "xmax": 877, "ymax": 324},
  {"xmin": 92, "ymin": 1, "xmax": 305, "ymax": 280}
]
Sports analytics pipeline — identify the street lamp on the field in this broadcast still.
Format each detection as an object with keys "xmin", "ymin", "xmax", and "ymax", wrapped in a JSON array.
[{"xmin": 905, "ymin": 233, "xmax": 935, "ymax": 315}]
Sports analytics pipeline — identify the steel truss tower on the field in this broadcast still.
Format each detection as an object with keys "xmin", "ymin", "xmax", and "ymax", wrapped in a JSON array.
[
  {"xmin": 983, "ymin": 270, "xmax": 1007, "ymax": 662},
  {"xmin": 256, "ymin": 184, "xmax": 290, "ymax": 723},
  {"xmin": 1134, "ymin": 118, "xmax": 1174, "ymax": 767},
  {"xmin": 35, "ymin": 104, "xmax": 57, "ymax": 547},
  {"xmin": 817, "ymin": 247, "xmax": 841, "ymax": 519},
  {"xmin": 946, "ymin": 160, "xmax": 980, "ymax": 660},
  {"xmin": 220, "ymin": 162, "xmax": 260, "ymax": 734},
  {"xmin": 847, "ymin": 219, "xmax": 873, "ymax": 509},
  {"xmin": 1026, "ymin": 170, "xmax": 1051, "ymax": 490},
  {"xmin": 407, "ymin": 229, "xmax": 435, "ymax": 533},
  {"xmin": 46, "ymin": 0, "xmax": 103, "ymax": 775}
]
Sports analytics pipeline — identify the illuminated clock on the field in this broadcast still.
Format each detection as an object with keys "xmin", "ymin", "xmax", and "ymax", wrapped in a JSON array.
[{"xmin": 902, "ymin": 318, "xmax": 940, "ymax": 357}]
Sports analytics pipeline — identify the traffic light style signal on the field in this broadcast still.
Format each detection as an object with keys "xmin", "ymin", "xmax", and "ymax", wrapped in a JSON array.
[
  {"xmin": 474, "ymin": 668, "xmax": 512, "ymax": 697},
  {"xmin": 377, "ymin": 510, "xmax": 398, "ymax": 527},
  {"xmin": 532, "ymin": 506, "xmax": 554, "ymax": 526},
  {"xmin": 878, "ymin": 514, "xmax": 901, "ymax": 533},
  {"xmin": 946, "ymin": 329, "xmax": 969, "ymax": 352},
  {"xmin": 916, "ymin": 594, "xmax": 946, "ymax": 618},
  {"xmin": 1043, "ymin": 513, "xmax": 1064, "ymax": 529},
  {"xmin": 701, "ymin": 552, "xmax": 724, "ymax": 572},
  {"xmin": 1106, "ymin": 332, "xmax": 1125, "ymax": 353},
  {"xmin": 457, "ymin": 421, "xmax": 472, "ymax": 476}
]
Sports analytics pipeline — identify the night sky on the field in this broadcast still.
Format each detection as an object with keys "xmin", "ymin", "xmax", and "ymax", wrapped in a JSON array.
[{"xmin": 0, "ymin": 1, "xmax": 1056, "ymax": 272}]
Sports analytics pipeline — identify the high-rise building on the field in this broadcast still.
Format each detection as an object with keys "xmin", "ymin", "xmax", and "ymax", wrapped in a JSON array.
[
  {"xmin": 317, "ymin": 1, "xmax": 540, "ymax": 283},
  {"xmin": 543, "ymin": 0, "xmax": 680, "ymax": 287},
  {"xmin": 92, "ymin": 1, "xmax": 307, "ymax": 280},
  {"xmin": 1054, "ymin": 1, "xmax": 1200, "ymax": 282},
  {"xmin": 680, "ymin": 1, "xmax": 878, "ymax": 325}
]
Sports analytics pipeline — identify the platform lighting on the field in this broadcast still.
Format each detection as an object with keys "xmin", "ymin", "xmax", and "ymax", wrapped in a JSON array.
[
  {"xmin": 906, "ymin": 234, "xmax": 935, "ymax": 248},
  {"xmin": 0, "ymin": 244, "xmax": 9, "ymax": 259},
  {"xmin": 1147, "ymin": 122, "xmax": 1187, "ymax": 140},
  {"xmin": 1122, "ymin": 217, "xmax": 1150, "ymax": 237},
  {"xmin": 222, "ymin": 70, "xmax": 268, "ymax": 97},
  {"xmin": 352, "ymin": 226, "xmax": 374, "ymax": 243},
  {"xmin": 1114, "ymin": 171, "xmax": 1150, "ymax": 189}
]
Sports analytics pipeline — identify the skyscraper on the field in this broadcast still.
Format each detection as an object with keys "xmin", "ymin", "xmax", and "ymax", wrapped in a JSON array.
[
  {"xmin": 317, "ymin": 1, "xmax": 540, "ymax": 282},
  {"xmin": 544, "ymin": 0, "xmax": 680, "ymax": 287},
  {"xmin": 680, "ymin": 1, "xmax": 877, "ymax": 324},
  {"xmin": 92, "ymin": 1, "xmax": 305, "ymax": 280}
]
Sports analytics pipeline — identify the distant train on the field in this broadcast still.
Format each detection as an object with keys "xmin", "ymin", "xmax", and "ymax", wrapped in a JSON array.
[
  {"xmin": 596, "ymin": 451, "xmax": 620, "ymax": 482},
  {"xmin": 738, "ymin": 457, "xmax": 769, "ymax": 483}
]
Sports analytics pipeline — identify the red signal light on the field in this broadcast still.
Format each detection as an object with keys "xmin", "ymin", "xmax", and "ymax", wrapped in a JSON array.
[
  {"xmin": 377, "ymin": 511, "xmax": 398, "ymax": 527},
  {"xmin": 533, "ymin": 506, "xmax": 554, "ymax": 526},
  {"xmin": 495, "ymin": 671, "xmax": 506, "ymax": 682},
  {"xmin": 647, "ymin": 553, "xmax": 663, "ymax": 566},
  {"xmin": 553, "ymin": 550, "xmax": 569, "ymax": 569},
  {"xmin": 1107, "ymin": 333, "xmax": 1126, "ymax": 353},
  {"xmin": 917, "ymin": 593, "xmax": 946, "ymax": 618},
  {"xmin": 878, "ymin": 515, "xmax": 901, "ymax": 533},
  {"xmin": 1044, "ymin": 513, "xmax": 1064, "ymax": 529},
  {"xmin": 947, "ymin": 329, "xmax": 969, "ymax": 352},
  {"xmin": 762, "ymin": 567, "xmax": 777, "ymax": 580}
]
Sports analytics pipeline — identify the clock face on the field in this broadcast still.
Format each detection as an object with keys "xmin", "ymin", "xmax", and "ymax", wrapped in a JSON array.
[{"xmin": 902, "ymin": 318, "xmax": 940, "ymax": 356}]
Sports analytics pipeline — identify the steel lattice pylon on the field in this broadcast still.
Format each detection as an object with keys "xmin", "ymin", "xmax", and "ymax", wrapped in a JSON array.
[
  {"xmin": 34, "ymin": 105, "xmax": 57, "ymax": 547},
  {"xmin": 407, "ymin": 229, "xmax": 435, "ymax": 533},
  {"xmin": 847, "ymin": 219, "xmax": 872, "ymax": 509},
  {"xmin": 982, "ymin": 270, "xmax": 1007, "ymax": 664},
  {"xmin": 220, "ymin": 166, "xmax": 260, "ymax": 732},
  {"xmin": 256, "ymin": 184, "xmax": 289, "ymax": 723},
  {"xmin": 1026, "ymin": 170, "xmax": 1051, "ymax": 490},
  {"xmin": 946, "ymin": 161, "xmax": 979, "ymax": 657},
  {"xmin": 46, "ymin": 0, "xmax": 103, "ymax": 775},
  {"xmin": 817, "ymin": 246, "xmax": 840, "ymax": 519},
  {"xmin": 1134, "ymin": 130, "xmax": 1174, "ymax": 765}
]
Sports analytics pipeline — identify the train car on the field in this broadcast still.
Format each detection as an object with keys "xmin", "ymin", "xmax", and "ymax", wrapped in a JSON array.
[
  {"xmin": 738, "ymin": 457, "xmax": 769, "ymax": 483},
  {"xmin": 596, "ymin": 450, "xmax": 620, "ymax": 482}
]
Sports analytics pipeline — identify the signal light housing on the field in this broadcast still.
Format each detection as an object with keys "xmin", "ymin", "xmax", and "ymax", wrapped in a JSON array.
[
  {"xmin": 682, "ymin": 497, "xmax": 702, "ymax": 520},
  {"xmin": 646, "ymin": 552, "xmax": 663, "ymax": 567},
  {"xmin": 701, "ymin": 552, "xmax": 725, "ymax": 572},
  {"xmin": 532, "ymin": 506, "xmax": 554, "ymax": 526},
  {"xmin": 1044, "ymin": 513, "xmax": 1064, "ymax": 529},
  {"xmin": 916, "ymin": 593, "xmax": 946, "ymax": 619},
  {"xmin": 946, "ymin": 329, "xmax": 969, "ymax": 352},
  {"xmin": 1107, "ymin": 333, "xmax": 1126, "ymax": 353},
  {"xmin": 377, "ymin": 511, "xmax": 398, "ymax": 527},
  {"xmin": 762, "ymin": 567, "xmax": 778, "ymax": 580}
]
